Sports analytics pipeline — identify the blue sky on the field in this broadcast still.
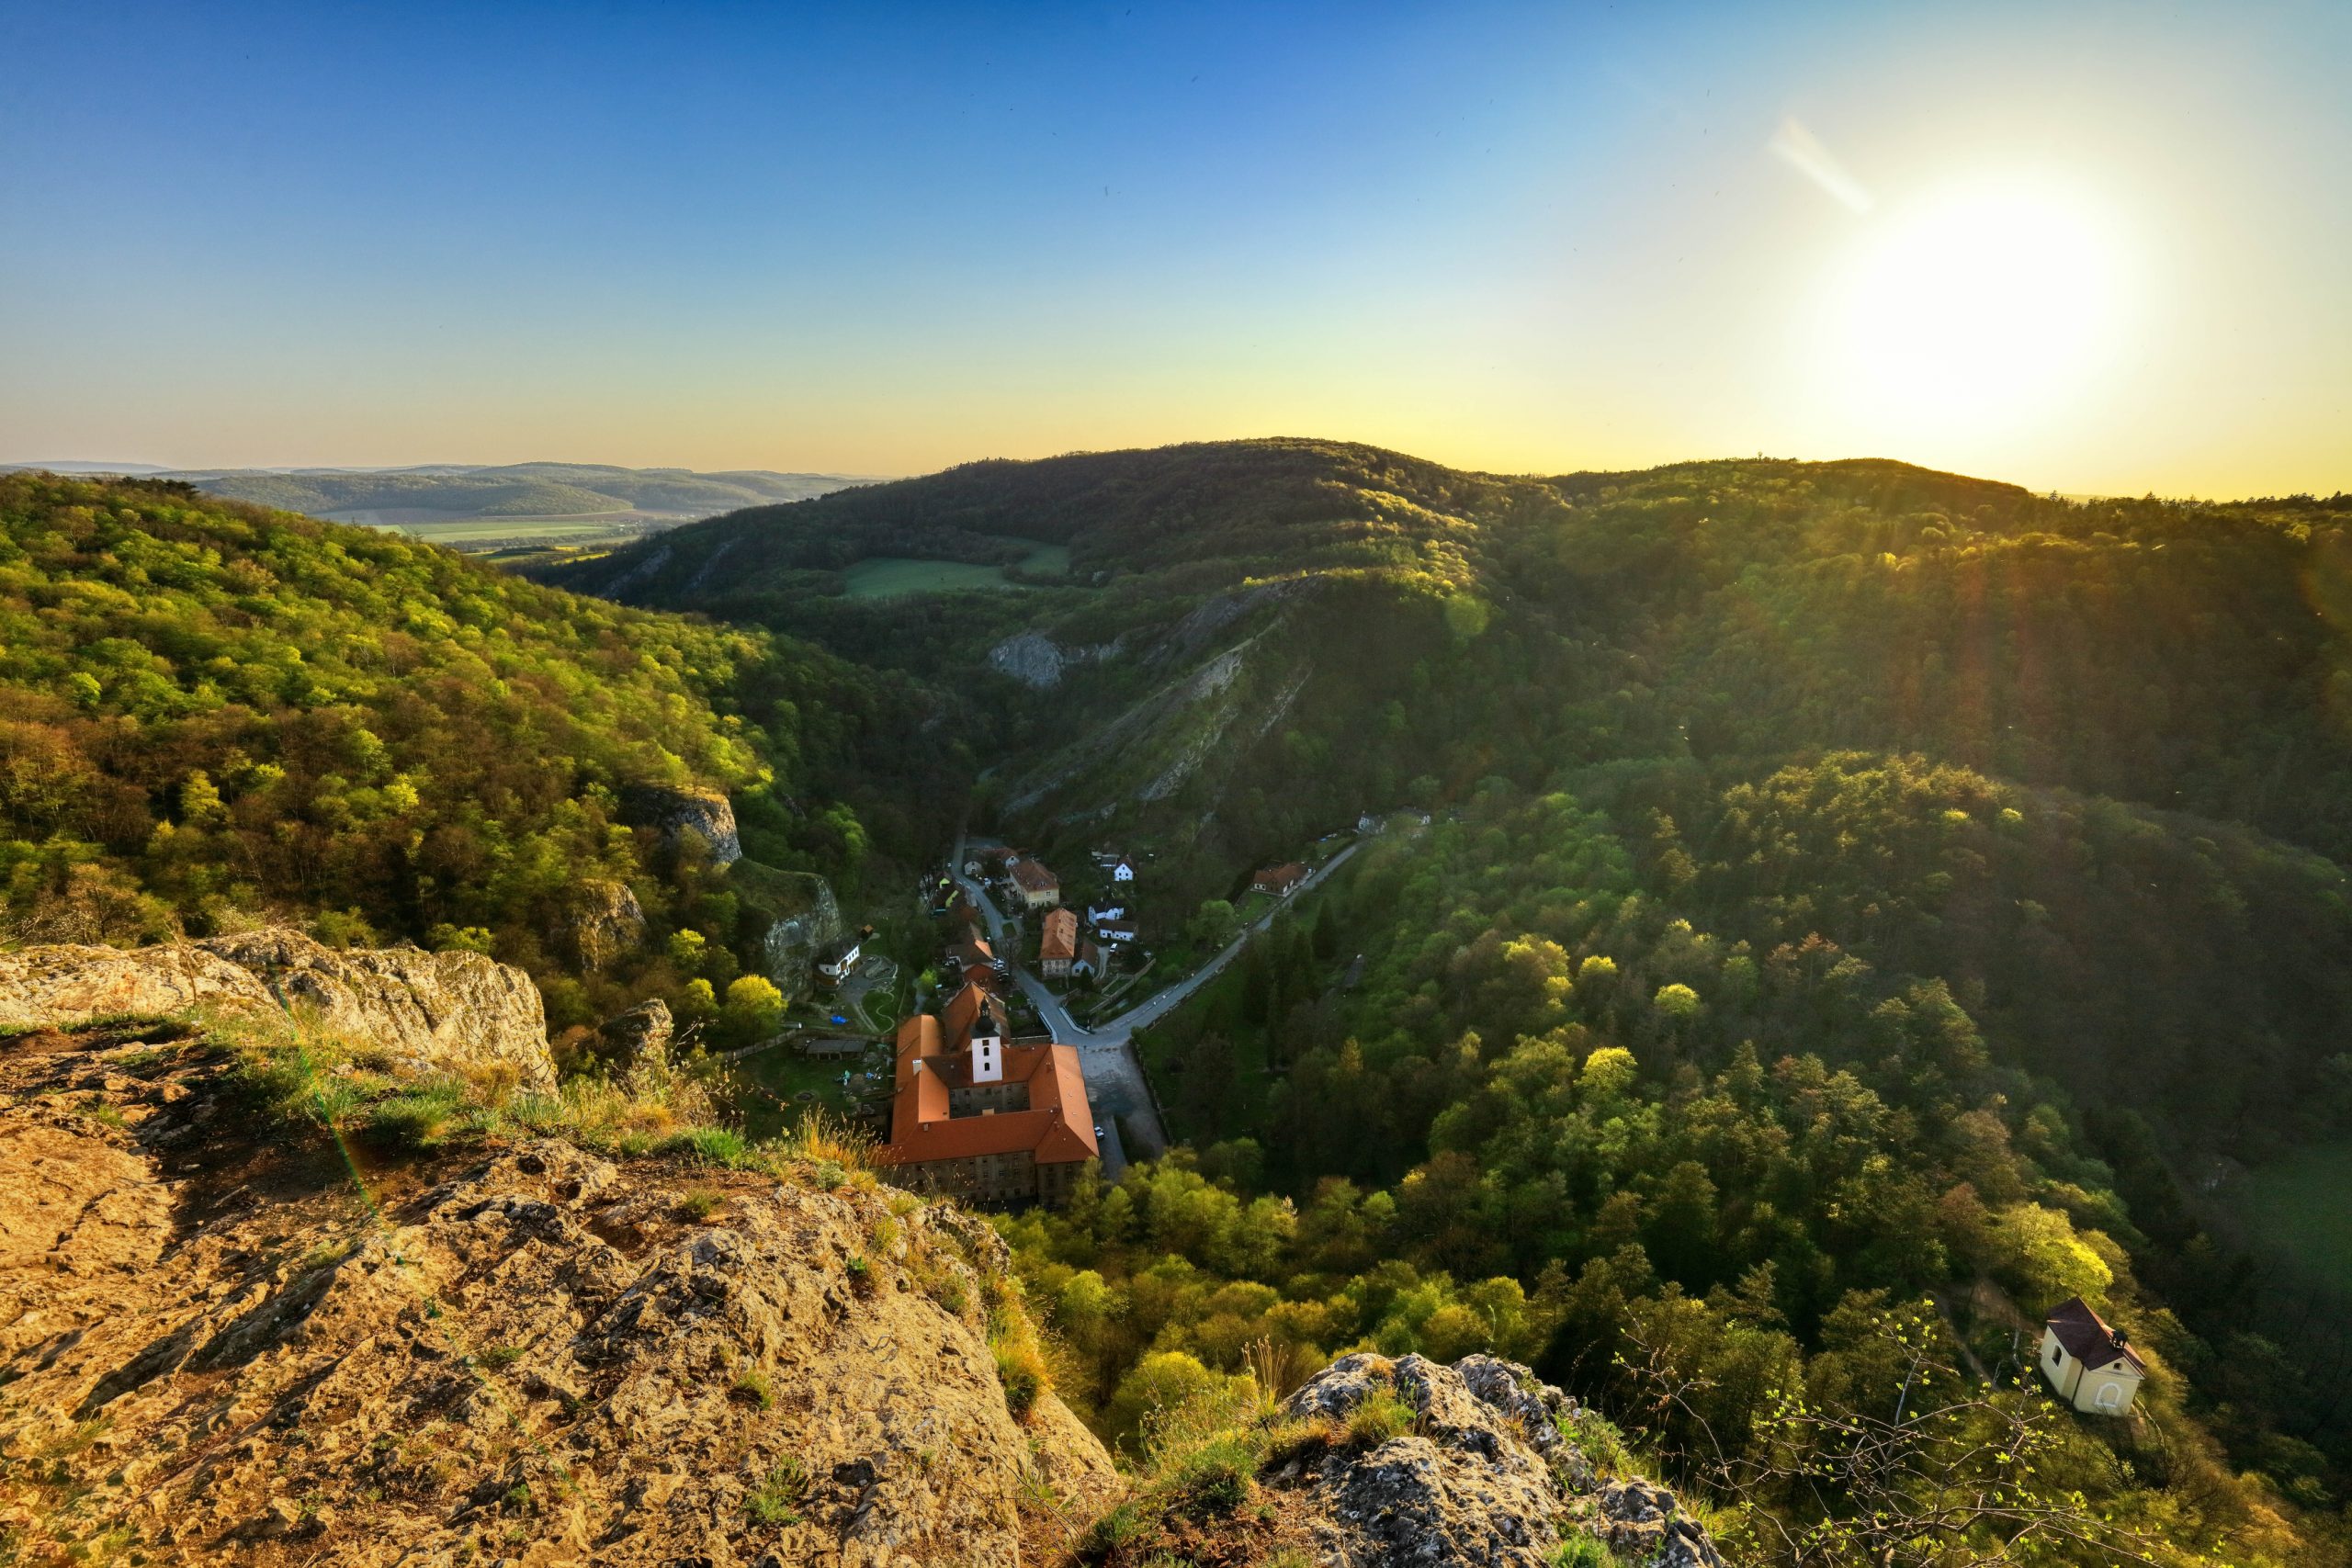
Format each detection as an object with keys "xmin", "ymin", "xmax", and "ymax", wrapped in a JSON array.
[{"xmin": 2, "ymin": 0, "xmax": 2346, "ymax": 493}]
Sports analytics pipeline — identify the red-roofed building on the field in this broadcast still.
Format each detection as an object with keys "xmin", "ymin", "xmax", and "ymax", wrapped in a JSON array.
[
  {"xmin": 876, "ymin": 985, "xmax": 1100, "ymax": 1205},
  {"xmin": 1252, "ymin": 862, "xmax": 1309, "ymax": 897},
  {"xmin": 1039, "ymin": 907, "xmax": 1080, "ymax": 977},
  {"xmin": 1006, "ymin": 856, "xmax": 1061, "ymax": 909}
]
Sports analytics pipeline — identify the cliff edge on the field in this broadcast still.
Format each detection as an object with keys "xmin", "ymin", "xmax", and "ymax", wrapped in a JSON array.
[{"xmin": 0, "ymin": 998, "xmax": 1114, "ymax": 1565}]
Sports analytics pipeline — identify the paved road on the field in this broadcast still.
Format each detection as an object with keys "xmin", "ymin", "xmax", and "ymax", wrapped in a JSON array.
[{"xmin": 944, "ymin": 833, "xmax": 1364, "ymax": 1178}]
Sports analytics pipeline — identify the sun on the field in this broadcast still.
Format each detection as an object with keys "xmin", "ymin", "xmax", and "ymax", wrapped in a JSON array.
[{"xmin": 1815, "ymin": 175, "xmax": 2138, "ymax": 442}]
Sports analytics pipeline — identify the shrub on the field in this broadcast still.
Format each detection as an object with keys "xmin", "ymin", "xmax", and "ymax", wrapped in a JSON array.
[
  {"xmin": 678, "ymin": 1187, "xmax": 724, "ymax": 1221},
  {"xmin": 1345, "ymin": 1389, "xmax": 1417, "ymax": 1450},
  {"xmin": 730, "ymin": 1369, "xmax": 775, "ymax": 1410},
  {"xmin": 745, "ymin": 1457, "xmax": 809, "ymax": 1526},
  {"xmin": 1168, "ymin": 1432, "xmax": 1257, "ymax": 1515},
  {"xmin": 995, "ymin": 1337, "xmax": 1048, "ymax": 1420},
  {"xmin": 1552, "ymin": 1535, "xmax": 1623, "ymax": 1568}
]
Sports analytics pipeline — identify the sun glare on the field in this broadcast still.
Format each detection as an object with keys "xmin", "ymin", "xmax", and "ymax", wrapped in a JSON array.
[{"xmin": 1815, "ymin": 175, "xmax": 2138, "ymax": 443}]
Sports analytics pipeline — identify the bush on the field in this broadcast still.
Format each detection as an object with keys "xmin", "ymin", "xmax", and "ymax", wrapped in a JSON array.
[
  {"xmin": 745, "ymin": 1457, "xmax": 809, "ymax": 1526},
  {"xmin": 1344, "ymin": 1389, "xmax": 1418, "ymax": 1450},
  {"xmin": 1168, "ymin": 1432, "xmax": 1257, "ymax": 1515},
  {"xmin": 995, "ymin": 1336, "xmax": 1048, "ymax": 1420}
]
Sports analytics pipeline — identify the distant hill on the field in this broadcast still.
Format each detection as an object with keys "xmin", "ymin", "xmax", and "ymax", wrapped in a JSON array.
[
  {"xmin": 0, "ymin": 460, "xmax": 885, "ymax": 557},
  {"xmin": 547, "ymin": 437, "xmax": 2352, "ymax": 871}
]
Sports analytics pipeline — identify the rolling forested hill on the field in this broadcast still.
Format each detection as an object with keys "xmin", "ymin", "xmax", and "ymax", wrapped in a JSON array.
[
  {"xmin": 168, "ymin": 461, "xmax": 875, "ymax": 522},
  {"xmin": 551, "ymin": 438, "xmax": 2352, "ymax": 1560},
  {"xmin": 0, "ymin": 471, "xmax": 953, "ymax": 1029},
  {"xmin": 17, "ymin": 446, "xmax": 2352, "ymax": 1562}
]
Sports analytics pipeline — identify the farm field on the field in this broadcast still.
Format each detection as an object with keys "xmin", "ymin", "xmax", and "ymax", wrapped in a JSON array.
[
  {"xmin": 2242, "ymin": 1138, "xmax": 2352, "ymax": 1292},
  {"xmin": 841, "ymin": 541, "xmax": 1070, "ymax": 598}
]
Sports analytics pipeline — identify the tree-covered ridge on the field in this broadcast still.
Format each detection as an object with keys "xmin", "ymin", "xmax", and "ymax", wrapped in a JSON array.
[
  {"xmin": 0, "ymin": 473, "xmax": 913, "ymax": 1018},
  {"xmin": 545, "ymin": 436, "xmax": 1495, "ymax": 605},
  {"xmin": 1012, "ymin": 763, "xmax": 2352, "ymax": 1562}
]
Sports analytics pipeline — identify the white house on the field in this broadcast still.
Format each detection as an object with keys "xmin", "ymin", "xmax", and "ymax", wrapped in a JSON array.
[
  {"xmin": 816, "ymin": 940, "xmax": 863, "ymax": 985},
  {"xmin": 2038, "ymin": 1297, "xmax": 2145, "ymax": 1415},
  {"xmin": 1087, "ymin": 903, "xmax": 1127, "ymax": 924}
]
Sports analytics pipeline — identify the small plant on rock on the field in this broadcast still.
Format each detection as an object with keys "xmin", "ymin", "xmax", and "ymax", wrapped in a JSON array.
[
  {"xmin": 745, "ymin": 1456, "xmax": 810, "ymax": 1526},
  {"xmin": 730, "ymin": 1368, "xmax": 775, "ymax": 1410}
]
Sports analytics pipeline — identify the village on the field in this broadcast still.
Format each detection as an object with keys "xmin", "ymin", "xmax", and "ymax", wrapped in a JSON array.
[{"xmin": 725, "ymin": 816, "xmax": 1398, "ymax": 1209}]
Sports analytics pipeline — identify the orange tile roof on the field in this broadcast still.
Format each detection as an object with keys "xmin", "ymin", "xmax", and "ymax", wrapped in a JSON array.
[
  {"xmin": 1009, "ymin": 859, "xmax": 1058, "ymax": 894},
  {"xmin": 1253, "ymin": 861, "xmax": 1309, "ymax": 894},
  {"xmin": 876, "ymin": 1039, "xmax": 1099, "ymax": 1167},
  {"xmin": 1039, "ymin": 907, "xmax": 1079, "ymax": 962}
]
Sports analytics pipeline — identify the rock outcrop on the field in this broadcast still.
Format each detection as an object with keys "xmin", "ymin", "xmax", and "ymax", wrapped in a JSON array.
[
  {"xmin": 0, "ymin": 1023, "xmax": 1115, "ymax": 1566},
  {"xmin": 624, "ymin": 783, "xmax": 742, "ymax": 865},
  {"xmin": 1268, "ymin": 1352, "xmax": 1726, "ymax": 1568},
  {"xmin": 590, "ymin": 998, "xmax": 675, "ymax": 1073},
  {"xmin": 568, "ymin": 877, "xmax": 650, "ymax": 970},
  {"xmin": 0, "ymin": 929, "xmax": 554, "ymax": 1091},
  {"xmin": 986, "ymin": 630, "xmax": 1124, "ymax": 690}
]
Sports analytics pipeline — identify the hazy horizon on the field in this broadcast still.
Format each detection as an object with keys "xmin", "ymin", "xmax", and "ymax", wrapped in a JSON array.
[{"xmin": 5, "ymin": 0, "xmax": 2346, "ymax": 498}]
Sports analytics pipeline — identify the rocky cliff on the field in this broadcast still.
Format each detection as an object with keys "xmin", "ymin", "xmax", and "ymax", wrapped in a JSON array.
[
  {"xmin": 0, "ymin": 1012, "xmax": 1116, "ymax": 1566},
  {"xmin": 0, "ymin": 928, "xmax": 554, "ymax": 1091},
  {"xmin": 1274, "ymin": 1353, "xmax": 1726, "ymax": 1568}
]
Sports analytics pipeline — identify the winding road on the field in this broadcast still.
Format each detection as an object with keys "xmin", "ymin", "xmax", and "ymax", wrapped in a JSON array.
[{"xmin": 947, "ymin": 834, "xmax": 1363, "ymax": 1179}]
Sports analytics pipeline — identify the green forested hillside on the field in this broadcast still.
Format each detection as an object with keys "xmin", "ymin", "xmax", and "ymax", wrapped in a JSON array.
[
  {"xmin": 0, "ymin": 472, "xmax": 950, "ymax": 1025},
  {"xmin": 28, "ymin": 444, "xmax": 2352, "ymax": 1563},
  {"xmin": 1014, "ymin": 765, "xmax": 2352, "ymax": 1563},
  {"xmin": 543, "ymin": 437, "xmax": 2352, "ymax": 1562}
]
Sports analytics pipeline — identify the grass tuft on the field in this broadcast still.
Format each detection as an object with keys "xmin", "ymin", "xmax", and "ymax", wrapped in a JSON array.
[{"xmin": 745, "ymin": 1456, "xmax": 810, "ymax": 1526}]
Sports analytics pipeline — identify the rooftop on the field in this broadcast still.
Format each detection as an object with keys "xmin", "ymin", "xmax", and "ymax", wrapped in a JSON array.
[
  {"xmin": 2046, "ymin": 1297, "xmax": 2146, "ymax": 1374},
  {"xmin": 877, "ymin": 1008, "xmax": 1098, "ymax": 1168},
  {"xmin": 1009, "ymin": 859, "xmax": 1059, "ymax": 894}
]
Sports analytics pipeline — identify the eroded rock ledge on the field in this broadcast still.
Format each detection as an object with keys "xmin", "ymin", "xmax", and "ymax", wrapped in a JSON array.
[
  {"xmin": 0, "ymin": 927, "xmax": 553, "ymax": 1090},
  {"xmin": 1273, "ymin": 1352, "xmax": 1728, "ymax": 1568},
  {"xmin": 0, "ymin": 1024, "xmax": 1115, "ymax": 1566}
]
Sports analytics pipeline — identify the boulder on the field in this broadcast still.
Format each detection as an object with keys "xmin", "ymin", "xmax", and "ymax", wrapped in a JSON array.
[
  {"xmin": 1271, "ymin": 1352, "xmax": 1725, "ymax": 1568},
  {"xmin": 590, "ymin": 998, "xmax": 673, "ymax": 1072},
  {"xmin": 0, "ymin": 928, "xmax": 554, "ymax": 1092},
  {"xmin": 567, "ymin": 877, "xmax": 649, "ymax": 970},
  {"xmin": 622, "ymin": 783, "xmax": 741, "ymax": 865}
]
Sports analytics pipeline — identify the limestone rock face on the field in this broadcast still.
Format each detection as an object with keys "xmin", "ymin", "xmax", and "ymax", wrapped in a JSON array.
[
  {"xmin": 0, "ymin": 929, "xmax": 554, "ymax": 1092},
  {"xmin": 0, "ymin": 1025, "xmax": 1115, "ymax": 1566},
  {"xmin": 591, "ymin": 998, "xmax": 675, "ymax": 1072},
  {"xmin": 1271, "ymin": 1352, "xmax": 1726, "ymax": 1568},
  {"xmin": 569, "ymin": 877, "xmax": 650, "ymax": 970},
  {"xmin": 986, "ymin": 630, "xmax": 1124, "ymax": 690},
  {"xmin": 206, "ymin": 929, "xmax": 555, "ymax": 1091},
  {"xmin": 0, "ymin": 940, "xmax": 273, "ymax": 1029},
  {"xmin": 625, "ymin": 783, "xmax": 742, "ymax": 864}
]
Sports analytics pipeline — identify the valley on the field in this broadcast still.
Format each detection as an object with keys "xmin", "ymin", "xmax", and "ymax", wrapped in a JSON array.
[{"xmin": 6, "ymin": 449, "xmax": 2352, "ymax": 1566}]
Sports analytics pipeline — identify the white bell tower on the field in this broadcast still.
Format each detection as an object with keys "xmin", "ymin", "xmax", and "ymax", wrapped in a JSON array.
[{"xmin": 970, "ymin": 1016, "xmax": 1002, "ymax": 1083}]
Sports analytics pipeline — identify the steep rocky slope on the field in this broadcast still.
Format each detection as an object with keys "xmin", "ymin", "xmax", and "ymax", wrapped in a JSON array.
[
  {"xmin": 0, "ymin": 929, "xmax": 554, "ymax": 1091},
  {"xmin": 0, "ymin": 950, "xmax": 1117, "ymax": 1567}
]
